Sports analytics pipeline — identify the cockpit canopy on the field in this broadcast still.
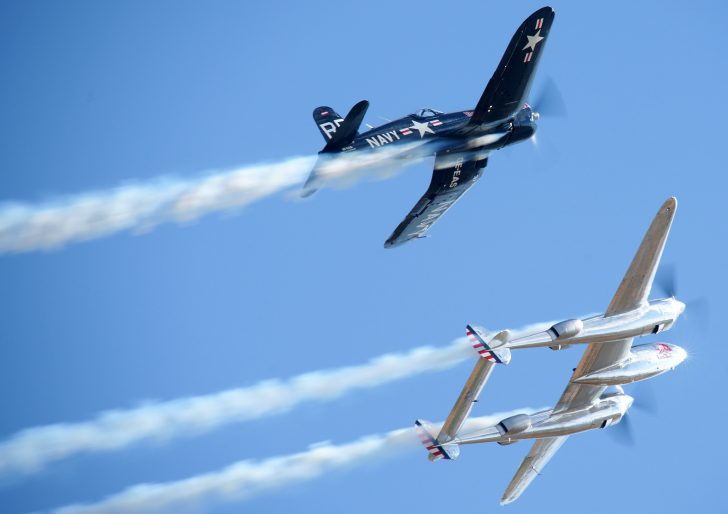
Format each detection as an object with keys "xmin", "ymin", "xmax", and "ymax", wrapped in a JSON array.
[{"xmin": 411, "ymin": 108, "xmax": 443, "ymax": 118}]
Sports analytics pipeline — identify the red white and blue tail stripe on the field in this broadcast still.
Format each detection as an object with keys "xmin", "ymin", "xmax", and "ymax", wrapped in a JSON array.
[
  {"xmin": 466, "ymin": 325, "xmax": 512, "ymax": 365},
  {"xmin": 415, "ymin": 420, "xmax": 459, "ymax": 461}
]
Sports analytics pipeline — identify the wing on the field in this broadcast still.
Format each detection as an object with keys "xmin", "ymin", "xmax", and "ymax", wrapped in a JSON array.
[
  {"xmin": 384, "ymin": 151, "xmax": 487, "ymax": 248},
  {"xmin": 501, "ymin": 436, "xmax": 568, "ymax": 505},
  {"xmin": 469, "ymin": 7, "xmax": 555, "ymax": 127},
  {"xmin": 605, "ymin": 197, "xmax": 677, "ymax": 316},
  {"xmin": 554, "ymin": 197, "xmax": 678, "ymax": 411},
  {"xmin": 553, "ymin": 337, "xmax": 633, "ymax": 412}
]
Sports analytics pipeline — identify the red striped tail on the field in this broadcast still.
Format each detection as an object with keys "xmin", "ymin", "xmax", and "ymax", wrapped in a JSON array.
[
  {"xmin": 466, "ymin": 326, "xmax": 512, "ymax": 365},
  {"xmin": 414, "ymin": 420, "xmax": 459, "ymax": 461}
]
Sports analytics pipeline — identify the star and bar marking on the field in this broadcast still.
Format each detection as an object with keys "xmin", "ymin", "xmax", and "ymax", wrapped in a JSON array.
[{"xmin": 523, "ymin": 17, "xmax": 545, "ymax": 63}]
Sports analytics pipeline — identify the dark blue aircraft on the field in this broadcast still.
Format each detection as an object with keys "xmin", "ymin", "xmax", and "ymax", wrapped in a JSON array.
[{"xmin": 303, "ymin": 7, "xmax": 556, "ymax": 248}]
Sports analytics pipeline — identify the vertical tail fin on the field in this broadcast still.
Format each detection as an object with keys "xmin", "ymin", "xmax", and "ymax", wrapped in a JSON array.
[
  {"xmin": 321, "ymin": 100, "xmax": 369, "ymax": 152},
  {"xmin": 466, "ymin": 326, "xmax": 512, "ymax": 364},
  {"xmin": 415, "ymin": 420, "xmax": 460, "ymax": 461},
  {"xmin": 312, "ymin": 100, "xmax": 370, "ymax": 152}
]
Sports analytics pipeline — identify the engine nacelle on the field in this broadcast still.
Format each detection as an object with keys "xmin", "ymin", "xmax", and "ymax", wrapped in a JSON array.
[
  {"xmin": 496, "ymin": 414, "xmax": 532, "ymax": 436},
  {"xmin": 547, "ymin": 319, "xmax": 583, "ymax": 341}
]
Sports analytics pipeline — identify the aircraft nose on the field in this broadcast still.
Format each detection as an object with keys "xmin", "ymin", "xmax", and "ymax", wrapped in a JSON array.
[
  {"xmin": 676, "ymin": 300, "xmax": 686, "ymax": 316},
  {"xmin": 672, "ymin": 344, "xmax": 688, "ymax": 365}
]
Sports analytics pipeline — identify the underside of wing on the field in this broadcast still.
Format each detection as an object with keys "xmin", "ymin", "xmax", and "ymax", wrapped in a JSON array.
[
  {"xmin": 553, "ymin": 198, "xmax": 678, "ymax": 412},
  {"xmin": 605, "ymin": 197, "xmax": 677, "ymax": 316},
  {"xmin": 384, "ymin": 151, "xmax": 487, "ymax": 248},
  {"xmin": 501, "ymin": 436, "xmax": 568, "ymax": 505},
  {"xmin": 553, "ymin": 338, "xmax": 633, "ymax": 412},
  {"xmin": 469, "ymin": 7, "xmax": 555, "ymax": 127}
]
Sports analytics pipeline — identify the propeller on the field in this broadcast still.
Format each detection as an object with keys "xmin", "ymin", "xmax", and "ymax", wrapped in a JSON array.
[
  {"xmin": 531, "ymin": 77, "xmax": 567, "ymax": 118},
  {"xmin": 527, "ymin": 77, "xmax": 566, "ymax": 160},
  {"xmin": 656, "ymin": 264, "xmax": 677, "ymax": 298},
  {"xmin": 631, "ymin": 380, "xmax": 659, "ymax": 416},
  {"xmin": 610, "ymin": 412, "xmax": 635, "ymax": 447},
  {"xmin": 607, "ymin": 383, "xmax": 660, "ymax": 447},
  {"xmin": 655, "ymin": 264, "xmax": 710, "ymax": 330}
]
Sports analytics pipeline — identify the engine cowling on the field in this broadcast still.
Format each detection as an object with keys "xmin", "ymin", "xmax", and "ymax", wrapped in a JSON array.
[
  {"xmin": 496, "ymin": 414, "xmax": 532, "ymax": 436},
  {"xmin": 547, "ymin": 319, "xmax": 583, "ymax": 340}
]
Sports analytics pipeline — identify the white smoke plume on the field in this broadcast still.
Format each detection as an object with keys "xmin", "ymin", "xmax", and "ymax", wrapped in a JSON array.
[
  {"xmin": 48, "ymin": 410, "xmax": 537, "ymax": 514},
  {"xmin": 0, "ymin": 321, "xmax": 553, "ymax": 477},
  {"xmin": 0, "ymin": 156, "xmax": 314, "ymax": 253},
  {"xmin": 0, "ymin": 140, "xmax": 437, "ymax": 254}
]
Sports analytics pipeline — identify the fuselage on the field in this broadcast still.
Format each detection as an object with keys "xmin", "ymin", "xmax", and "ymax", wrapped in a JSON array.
[{"xmin": 334, "ymin": 106, "xmax": 537, "ymax": 159}]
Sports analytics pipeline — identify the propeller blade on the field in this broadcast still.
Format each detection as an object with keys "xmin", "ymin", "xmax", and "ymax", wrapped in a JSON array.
[
  {"xmin": 532, "ymin": 77, "xmax": 567, "ymax": 118},
  {"xmin": 655, "ymin": 264, "xmax": 677, "ymax": 298},
  {"xmin": 530, "ymin": 133, "xmax": 539, "ymax": 153},
  {"xmin": 685, "ymin": 296, "xmax": 710, "ymax": 325},
  {"xmin": 631, "ymin": 381, "xmax": 659, "ymax": 416},
  {"xmin": 610, "ymin": 413, "xmax": 635, "ymax": 447}
]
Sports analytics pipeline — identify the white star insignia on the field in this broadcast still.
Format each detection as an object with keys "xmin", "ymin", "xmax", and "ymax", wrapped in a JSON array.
[
  {"xmin": 409, "ymin": 120, "xmax": 435, "ymax": 138},
  {"xmin": 522, "ymin": 29, "xmax": 544, "ymax": 52}
]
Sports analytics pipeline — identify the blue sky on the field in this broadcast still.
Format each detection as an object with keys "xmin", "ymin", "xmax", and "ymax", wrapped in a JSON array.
[{"xmin": 1, "ymin": 1, "xmax": 726, "ymax": 512}]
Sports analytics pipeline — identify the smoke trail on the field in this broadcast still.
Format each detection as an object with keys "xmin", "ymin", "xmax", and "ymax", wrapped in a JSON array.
[
  {"xmin": 0, "ymin": 321, "xmax": 553, "ymax": 477},
  {"xmin": 0, "ymin": 140, "xmax": 437, "ymax": 254},
  {"xmin": 0, "ymin": 156, "xmax": 315, "ymax": 254},
  {"xmin": 48, "ymin": 410, "xmax": 536, "ymax": 514}
]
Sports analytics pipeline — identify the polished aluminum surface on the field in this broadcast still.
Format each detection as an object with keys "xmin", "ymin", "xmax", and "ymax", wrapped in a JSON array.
[{"xmin": 418, "ymin": 198, "xmax": 689, "ymax": 505}]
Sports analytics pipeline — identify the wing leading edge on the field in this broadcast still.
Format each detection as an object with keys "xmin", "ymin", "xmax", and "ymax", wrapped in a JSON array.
[
  {"xmin": 501, "ymin": 436, "xmax": 568, "ymax": 505},
  {"xmin": 605, "ymin": 197, "xmax": 677, "ymax": 316},
  {"xmin": 384, "ymin": 151, "xmax": 487, "ymax": 248}
]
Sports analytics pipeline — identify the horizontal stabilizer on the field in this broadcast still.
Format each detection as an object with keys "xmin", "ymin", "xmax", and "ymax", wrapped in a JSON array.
[{"xmin": 415, "ymin": 420, "xmax": 460, "ymax": 461}]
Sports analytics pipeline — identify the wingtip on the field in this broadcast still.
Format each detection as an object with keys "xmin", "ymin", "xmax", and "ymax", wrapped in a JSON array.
[{"xmin": 659, "ymin": 196, "xmax": 678, "ymax": 217}]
